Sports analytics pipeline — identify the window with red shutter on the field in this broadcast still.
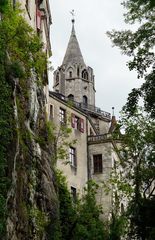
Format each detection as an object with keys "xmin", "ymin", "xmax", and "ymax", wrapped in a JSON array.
[
  {"xmin": 36, "ymin": 9, "xmax": 41, "ymax": 30},
  {"xmin": 80, "ymin": 118, "xmax": 84, "ymax": 133}
]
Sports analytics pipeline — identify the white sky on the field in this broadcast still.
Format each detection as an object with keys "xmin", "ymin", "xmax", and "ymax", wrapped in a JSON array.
[{"xmin": 49, "ymin": 0, "xmax": 142, "ymax": 118}]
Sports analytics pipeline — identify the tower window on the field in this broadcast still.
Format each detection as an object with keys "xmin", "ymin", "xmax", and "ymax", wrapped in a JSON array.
[
  {"xmin": 77, "ymin": 67, "xmax": 79, "ymax": 76},
  {"xmin": 69, "ymin": 71, "xmax": 72, "ymax": 78},
  {"xmin": 93, "ymin": 154, "xmax": 102, "ymax": 174},
  {"xmin": 82, "ymin": 69, "xmax": 88, "ymax": 80},
  {"xmin": 83, "ymin": 95, "xmax": 88, "ymax": 106},
  {"xmin": 68, "ymin": 94, "xmax": 74, "ymax": 101}
]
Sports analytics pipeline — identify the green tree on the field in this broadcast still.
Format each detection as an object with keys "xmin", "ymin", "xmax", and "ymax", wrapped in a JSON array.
[
  {"xmin": 55, "ymin": 172, "xmax": 108, "ymax": 240},
  {"xmin": 56, "ymin": 171, "xmax": 76, "ymax": 240},
  {"xmin": 107, "ymin": 1, "xmax": 155, "ymax": 238},
  {"xmin": 107, "ymin": 0, "xmax": 155, "ymax": 118},
  {"xmin": 72, "ymin": 181, "xmax": 107, "ymax": 240},
  {"xmin": 112, "ymin": 109, "xmax": 155, "ymax": 239}
]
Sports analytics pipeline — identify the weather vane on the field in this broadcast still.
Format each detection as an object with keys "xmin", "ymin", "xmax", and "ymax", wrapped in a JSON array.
[{"xmin": 70, "ymin": 9, "xmax": 75, "ymax": 22}]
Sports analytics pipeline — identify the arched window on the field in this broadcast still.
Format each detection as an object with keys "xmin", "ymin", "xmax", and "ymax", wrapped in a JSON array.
[
  {"xmin": 56, "ymin": 72, "xmax": 59, "ymax": 84},
  {"xmin": 68, "ymin": 94, "xmax": 74, "ymax": 101},
  {"xmin": 83, "ymin": 95, "xmax": 88, "ymax": 106},
  {"xmin": 69, "ymin": 71, "xmax": 72, "ymax": 78},
  {"xmin": 82, "ymin": 69, "xmax": 88, "ymax": 80},
  {"xmin": 77, "ymin": 67, "xmax": 80, "ymax": 77}
]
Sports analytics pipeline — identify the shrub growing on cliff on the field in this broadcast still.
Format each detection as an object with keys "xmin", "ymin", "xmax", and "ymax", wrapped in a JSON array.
[{"xmin": 0, "ymin": 2, "xmax": 49, "ymax": 238}]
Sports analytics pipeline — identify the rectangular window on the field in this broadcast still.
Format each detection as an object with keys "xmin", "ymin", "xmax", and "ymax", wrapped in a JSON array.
[
  {"xmin": 93, "ymin": 154, "xmax": 102, "ymax": 174},
  {"xmin": 59, "ymin": 108, "xmax": 66, "ymax": 125},
  {"xmin": 69, "ymin": 147, "xmax": 77, "ymax": 168},
  {"xmin": 71, "ymin": 186, "xmax": 76, "ymax": 202},
  {"xmin": 49, "ymin": 105, "xmax": 53, "ymax": 120}
]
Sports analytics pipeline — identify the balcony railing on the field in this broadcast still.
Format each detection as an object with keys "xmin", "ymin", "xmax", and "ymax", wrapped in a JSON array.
[
  {"xmin": 68, "ymin": 99, "xmax": 111, "ymax": 120},
  {"xmin": 88, "ymin": 134, "xmax": 112, "ymax": 143},
  {"xmin": 79, "ymin": 103, "xmax": 111, "ymax": 119},
  {"xmin": 50, "ymin": 92, "xmax": 111, "ymax": 120}
]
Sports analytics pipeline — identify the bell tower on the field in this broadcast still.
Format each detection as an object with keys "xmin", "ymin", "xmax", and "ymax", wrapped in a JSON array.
[{"xmin": 53, "ymin": 15, "xmax": 96, "ymax": 106}]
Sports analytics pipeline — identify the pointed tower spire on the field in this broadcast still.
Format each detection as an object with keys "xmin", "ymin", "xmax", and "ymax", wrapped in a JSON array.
[
  {"xmin": 109, "ymin": 107, "xmax": 117, "ymax": 133},
  {"xmin": 62, "ymin": 11, "xmax": 85, "ymax": 66}
]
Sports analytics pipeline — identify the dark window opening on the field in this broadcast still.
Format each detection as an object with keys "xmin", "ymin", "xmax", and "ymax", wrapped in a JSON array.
[
  {"xmin": 69, "ymin": 71, "xmax": 72, "ymax": 78},
  {"xmin": 93, "ymin": 154, "xmax": 102, "ymax": 174},
  {"xmin": 68, "ymin": 94, "xmax": 74, "ymax": 101},
  {"xmin": 49, "ymin": 105, "xmax": 53, "ymax": 120},
  {"xmin": 71, "ymin": 186, "xmax": 77, "ymax": 202},
  {"xmin": 121, "ymin": 203, "xmax": 125, "ymax": 214},
  {"xmin": 77, "ymin": 67, "xmax": 79, "ymax": 76},
  {"xmin": 83, "ymin": 95, "xmax": 88, "ymax": 106},
  {"xmin": 82, "ymin": 69, "xmax": 88, "ymax": 80}
]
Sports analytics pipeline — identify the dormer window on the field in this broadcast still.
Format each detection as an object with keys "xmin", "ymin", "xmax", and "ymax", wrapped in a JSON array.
[
  {"xmin": 68, "ymin": 94, "xmax": 74, "ymax": 101},
  {"xmin": 82, "ymin": 69, "xmax": 88, "ymax": 80}
]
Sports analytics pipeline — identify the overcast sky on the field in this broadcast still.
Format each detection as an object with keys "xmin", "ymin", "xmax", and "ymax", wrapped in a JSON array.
[{"xmin": 49, "ymin": 0, "xmax": 141, "ymax": 118}]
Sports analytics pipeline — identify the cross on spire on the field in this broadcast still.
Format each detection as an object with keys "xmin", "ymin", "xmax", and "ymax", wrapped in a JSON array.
[{"xmin": 70, "ymin": 9, "xmax": 75, "ymax": 23}]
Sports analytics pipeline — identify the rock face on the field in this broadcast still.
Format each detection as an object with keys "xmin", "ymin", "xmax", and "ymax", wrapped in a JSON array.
[
  {"xmin": 5, "ymin": 71, "xmax": 59, "ymax": 240},
  {"xmin": 0, "ymin": 4, "xmax": 59, "ymax": 239}
]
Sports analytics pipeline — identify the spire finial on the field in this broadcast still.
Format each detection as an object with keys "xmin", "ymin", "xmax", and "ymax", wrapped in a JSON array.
[
  {"xmin": 70, "ymin": 10, "xmax": 75, "ymax": 35},
  {"xmin": 70, "ymin": 9, "xmax": 75, "ymax": 24},
  {"xmin": 112, "ymin": 107, "xmax": 115, "ymax": 116}
]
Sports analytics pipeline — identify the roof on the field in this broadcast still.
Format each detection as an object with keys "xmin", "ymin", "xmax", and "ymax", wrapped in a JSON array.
[{"xmin": 62, "ymin": 20, "xmax": 85, "ymax": 66}]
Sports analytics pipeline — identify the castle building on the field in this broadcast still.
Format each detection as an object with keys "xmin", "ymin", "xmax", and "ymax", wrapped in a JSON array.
[{"xmin": 49, "ymin": 18, "xmax": 119, "ymax": 216}]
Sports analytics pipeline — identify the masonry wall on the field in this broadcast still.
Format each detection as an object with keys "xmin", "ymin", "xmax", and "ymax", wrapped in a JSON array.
[
  {"xmin": 49, "ymin": 96, "xmax": 88, "ymax": 196},
  {"xmin": 88, "ymin": 142, "xmax": 113, "ymax": 216}
]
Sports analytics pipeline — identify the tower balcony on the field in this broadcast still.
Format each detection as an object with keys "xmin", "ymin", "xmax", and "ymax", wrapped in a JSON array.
[
  {"xmin": 50, "ymin": 91, "xmax": 111, "ymax": 120},
  {"xmin": 79, "ymin": 102, "xmax": 111, "ymax": 120},
  {"xmin": 67, "ymin": 99, "xmax": 110, "ymax": 120}
]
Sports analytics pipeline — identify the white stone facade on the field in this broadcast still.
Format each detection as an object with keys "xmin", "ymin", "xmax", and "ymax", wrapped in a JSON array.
[{"xmin": 49, "ymin": 19, "xmax": 121, "ymax": 217}]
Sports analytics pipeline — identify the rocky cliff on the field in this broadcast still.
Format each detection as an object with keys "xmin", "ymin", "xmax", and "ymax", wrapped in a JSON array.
[{"xmin": 0, "ymin": 3, "xmax": 59, "ymax": 240}]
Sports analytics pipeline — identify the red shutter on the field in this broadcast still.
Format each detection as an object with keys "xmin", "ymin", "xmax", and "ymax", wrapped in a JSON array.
[
  {"xmin": 80, "ymin": 118, "xmax": 84, "ymax": 133},
  {"xmin": 71, "ymin": 113, "xmax": 75, "ymax": 128},
  {"xmin": 36, "ymin": 9, "xmax": 41, "ymax": 30}
]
